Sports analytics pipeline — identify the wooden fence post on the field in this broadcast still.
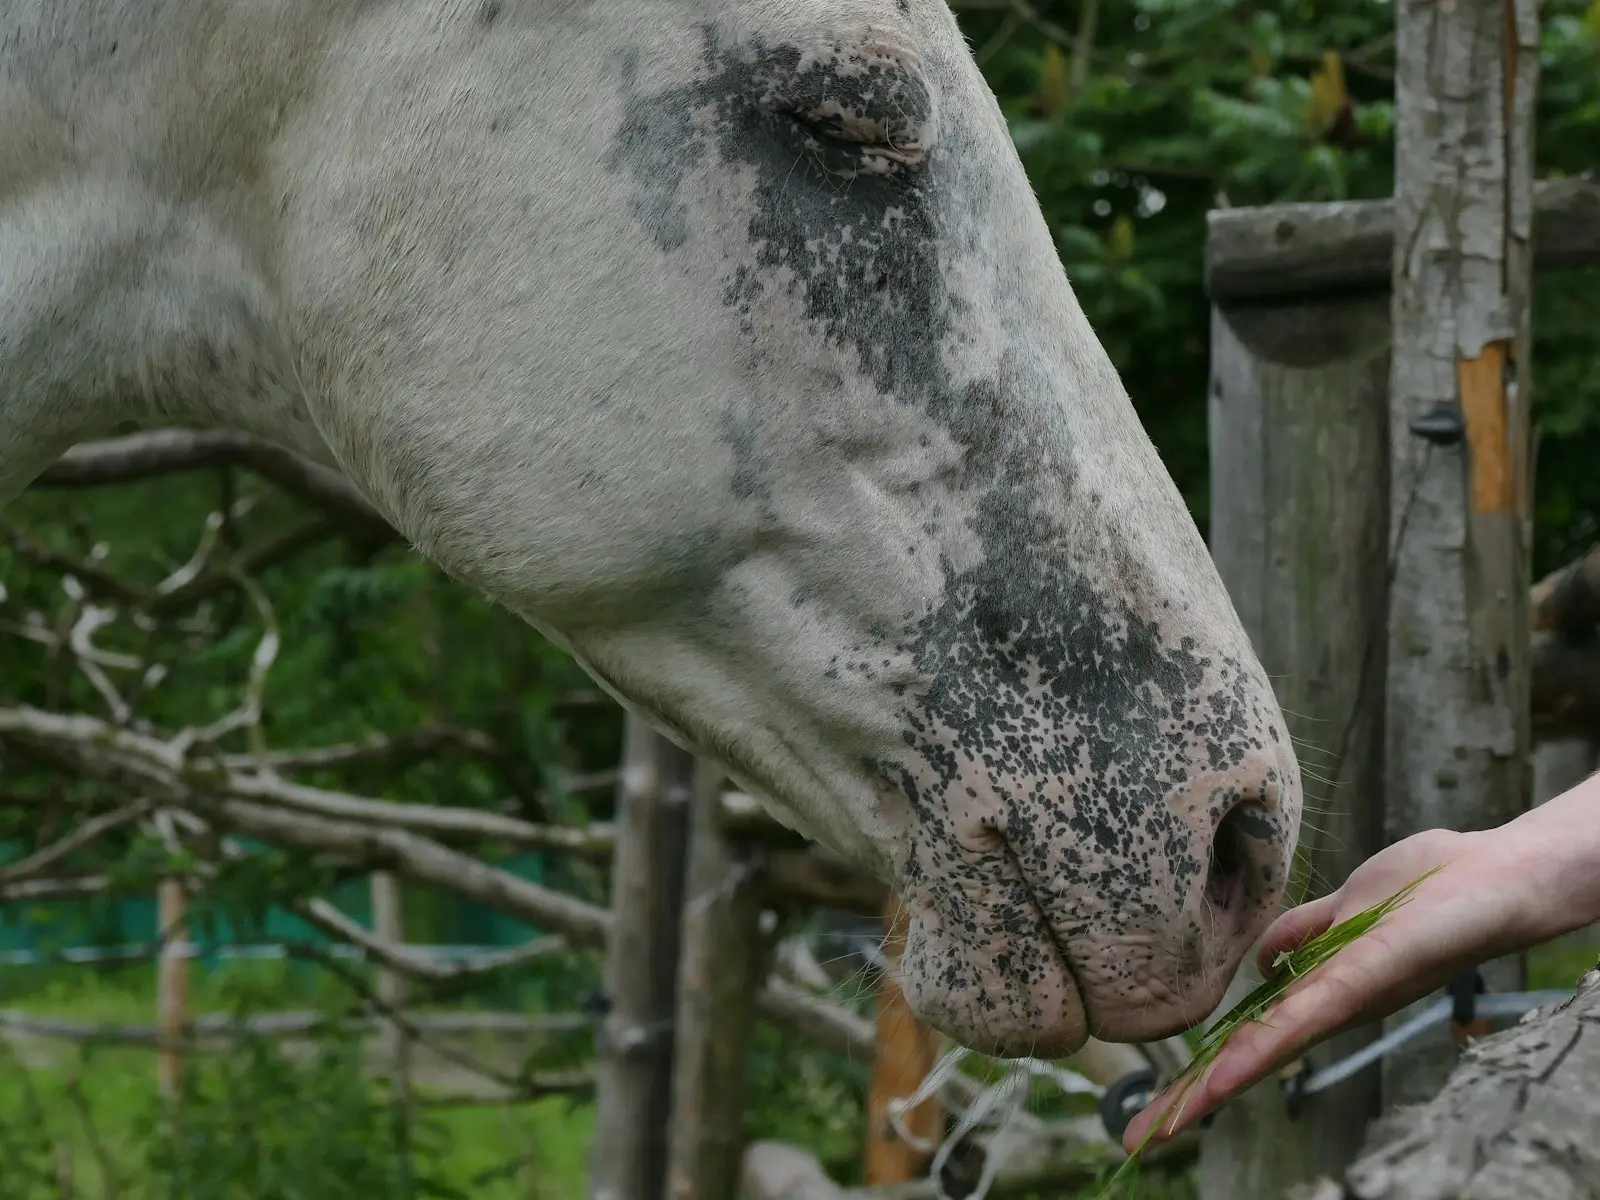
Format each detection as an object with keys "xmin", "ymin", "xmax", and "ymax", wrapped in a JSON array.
[
  {"xmin": 1201, "ymin": 288, "xmax": 1393, "ymax": 1199},
  {"xmin": 1382, "ymin": 0, "xmax": 1538, "ymax": 1108},
  {"xmin": 156, "ymin": 876, "xmax": 188, "ymax": 1102},
  {"xmin": 864, "ymin": 896, "xmax": 943, "ymax": 1185},
  {"xmin": 591, "ymin": 715, "xmax": 695, "ymax": 1200},
  {"xmin": 371, "ymin": 871, "xmax": 410, "ymax": 1108},
  {"xmin": 666, "ymin": 764, "xmax": 769, "ymax": 1200}
]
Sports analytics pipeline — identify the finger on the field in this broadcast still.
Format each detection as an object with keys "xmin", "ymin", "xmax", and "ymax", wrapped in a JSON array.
[
  {"xmin": 1121, "ymin": 1069, "xmax": 1208, "ymax": 1152},
  {"xmin": 1253, "ymin": 892, "xmax": 1342, "ymax": 976},
  {"xmin": 1123, "ymin": 958, "xmax": 1377, "ymax": 1151},
  {"xmin": 1121, "ymin": 1008, "xmax": 1305, "ymax": 1150}
]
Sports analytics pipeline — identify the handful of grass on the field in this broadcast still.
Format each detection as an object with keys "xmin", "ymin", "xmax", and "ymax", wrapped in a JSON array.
[{"xmin": 1093, "ymin": 866, "xmax": 1444, "ymax": 1199}]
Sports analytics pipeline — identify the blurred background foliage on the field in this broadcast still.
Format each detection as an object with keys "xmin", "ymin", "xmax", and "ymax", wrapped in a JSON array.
[{"xmin": 2, "ymin": 0, "xmax": 1598, "ymax": 1195}]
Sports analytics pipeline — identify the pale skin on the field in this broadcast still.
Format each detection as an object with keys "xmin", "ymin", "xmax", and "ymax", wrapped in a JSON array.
[{"xmin": 1124, "ymin": 770, "xmax": 1600, "ymax": 1152}]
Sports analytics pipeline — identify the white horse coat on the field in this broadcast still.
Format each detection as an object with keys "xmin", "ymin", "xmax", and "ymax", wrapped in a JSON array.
[{"xmin": 0, "ymin": 0, "xmax": 1301, "ymax": 1056}]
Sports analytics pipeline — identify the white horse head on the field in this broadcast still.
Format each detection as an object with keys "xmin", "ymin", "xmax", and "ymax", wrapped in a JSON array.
[{"xmin": 0, "ymin": 0, "xmax": 1301, "ymax": 1056}]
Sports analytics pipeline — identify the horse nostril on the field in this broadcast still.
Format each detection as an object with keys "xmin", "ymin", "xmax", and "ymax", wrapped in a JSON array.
[
  {"xmin": 957, "ymin": 818, "xmax": 1008, "ymax": 856},
  {"xmin": 1205, "ymin": 801, "xmax": 1274, "ymax": 913}
]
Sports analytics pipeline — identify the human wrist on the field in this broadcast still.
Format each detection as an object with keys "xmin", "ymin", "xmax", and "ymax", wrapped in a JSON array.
[{"xmin": 1497, "ymin": 775, "xmax": 1600, "ymax": 945}]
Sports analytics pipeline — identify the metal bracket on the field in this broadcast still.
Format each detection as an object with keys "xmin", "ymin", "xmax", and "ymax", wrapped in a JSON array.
[
  {"xmin": 1408, "ymin": 402, "xmax": 1466, "ymax": 446},
  {"xmin": 1282, "ymin": 984, "xmax": 1572, "ymax": 1106}
]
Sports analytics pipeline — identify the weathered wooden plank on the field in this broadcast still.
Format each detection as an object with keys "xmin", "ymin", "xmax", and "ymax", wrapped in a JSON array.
[
  {"xmin": 666, "ymin": 762, "xmax": 770, "ymax": 1200},
  {"xmin": 1380, "ymin": 0, "xmax": 1537, "ymax": 1109},
  {"xmin": 590, "ymin": 716, "xmax": 695, "ymax": 1200},
  {"xmin": 1201, "ymin": 293, "xmax": 1392, "ymax": 1199},
  {"xmin": 1204, "ymin": 177, "xmax": 1600, "ymax": 304}
]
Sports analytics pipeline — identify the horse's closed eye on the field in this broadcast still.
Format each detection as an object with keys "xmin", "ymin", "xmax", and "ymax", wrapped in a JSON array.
[{"xmin": 788, "ymin": 106, "xmax": 928, "ymax": 171}]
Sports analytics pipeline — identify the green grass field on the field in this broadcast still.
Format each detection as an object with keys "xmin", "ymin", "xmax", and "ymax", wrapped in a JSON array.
[{"xmin": 0, "ymin": 960, "xmax": 595, "ymax": 1199}]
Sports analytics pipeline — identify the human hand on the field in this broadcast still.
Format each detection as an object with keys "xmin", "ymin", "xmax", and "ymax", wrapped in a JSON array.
[{"xmin": 1121, "ymin": 825, "xmax": 1550, "ymax": 1152}]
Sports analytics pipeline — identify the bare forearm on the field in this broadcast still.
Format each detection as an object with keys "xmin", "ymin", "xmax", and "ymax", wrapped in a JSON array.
[{"xmin": 1500, "ymin": 769, "xmax": 1600, "ymax": 946}]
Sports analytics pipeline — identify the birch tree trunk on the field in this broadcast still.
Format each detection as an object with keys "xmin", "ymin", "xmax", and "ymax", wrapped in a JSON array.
[
  {"xmin": 591, "ymin": 716, "xmax": 695, "ymax": 1200},
  {"xmin": 667, "ymin": 763, "xmax": 770, "ymax": 1200},
  {"xmin": 1382, "ymin": 0, "xmax": 1539, "ymax": 1108}
]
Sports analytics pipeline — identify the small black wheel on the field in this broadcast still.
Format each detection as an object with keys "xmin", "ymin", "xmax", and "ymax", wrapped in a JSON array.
[{"xmin": 1099, "ymin": 1066, "xmax": 1158, "ymax": 1143}]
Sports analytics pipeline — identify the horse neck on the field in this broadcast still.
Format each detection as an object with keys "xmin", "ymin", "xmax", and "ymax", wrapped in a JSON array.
[{"xmin": 0, "ymin": 0, "xmax": 336, "ymax": 504}]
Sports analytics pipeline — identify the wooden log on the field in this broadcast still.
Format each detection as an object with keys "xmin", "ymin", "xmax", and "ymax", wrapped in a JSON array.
[
  {"xmin": 666, "ymin": 763, "xmax": 770, "ymax": 1200},
  {"xmin": 1531, "ymin": 545, "xmax": 1600, "ymax": 743},
  {"xmin": 1287, "ymin": 963, "xmax": 1600, "ymax": 1200},
  {"xmin": 1533, "ymin": 628, "xmax": 1600, "ymax": 743},
  {"xmin": 852, "ymin": 1117, "xmax": 1200, "ymax": 1199},
  {"xmin": 1381, "ymin": 0, "xmax": 1537, "ymax": 1109},
  {"xmin": 864, "ymin": 897, "xmax": 944, "ymax": 1185},
  {"xmin": 1202, "ymin": 287, "xmax": 1392, "ymax": 1198},
  {"xmin": 590, "ymin": 717, "xmax": 695, "ymax": 1200},
  {"xmin": 1204, "ymin": 177, "xmax": 1600, "ymax": 304},
  {"xmin": 1533, "ymin": 543, "xmax": 1600, "ymax": 634}
]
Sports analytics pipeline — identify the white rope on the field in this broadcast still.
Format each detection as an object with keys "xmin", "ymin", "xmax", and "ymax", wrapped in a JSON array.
[{"xmin": 887, "ymin": 1047, "xmax": 1102, "ymax": 1200}]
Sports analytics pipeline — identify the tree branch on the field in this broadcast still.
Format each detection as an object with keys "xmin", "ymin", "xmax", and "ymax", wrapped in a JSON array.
[
  {"xmin": 0, "ymin": 803, "xmax": 147, "ymax": 883},
  {"xmin": 0, "ymin": 705, "xmax": 613, "ymax": 945},
  {"xmin": 0, "ymin": 1008, "xmax": 591, "ymax": 1048},
  {"xmin": 222, "ymin": 770, "xmax": 614, "ymax": 855},
  {"xmin": 34, "ymin": 429, "xmax": 395, "ymax": 541},
  {"xmin": 222, "ymin": 725, "xmax": 504, "ymax": 773},
  {"xmin": 203, "ymin": 797, "xmax": 615, "ymax": 946},
  {"xmin": 294, "ymin": 895, "xmax": 568, "ymax": 984},
  {"xmin": 0, "ymin": 874, "xmax": 113, "ymax": 903}
]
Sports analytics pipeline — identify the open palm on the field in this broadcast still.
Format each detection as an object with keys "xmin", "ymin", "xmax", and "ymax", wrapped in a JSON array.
[{"xmin": 1123, "ymin": 826, "xmax": 1547, "ymax": 1150}]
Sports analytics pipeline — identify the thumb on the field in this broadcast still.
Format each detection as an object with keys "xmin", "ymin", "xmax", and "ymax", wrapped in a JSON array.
[{"xmin": 1254, "ymin": 892, "xmax": 1341, "ymax": 976}]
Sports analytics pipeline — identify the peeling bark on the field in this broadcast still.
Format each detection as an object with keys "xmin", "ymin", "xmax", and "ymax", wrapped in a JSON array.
[
  {"xmin": 1290, "ymin": 965, "xmax": 1600, "ymax": 1200},
  {"xmin": 1383, "ymin": 0, "xmax": 1539, "ymax": 1106}
]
